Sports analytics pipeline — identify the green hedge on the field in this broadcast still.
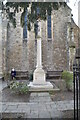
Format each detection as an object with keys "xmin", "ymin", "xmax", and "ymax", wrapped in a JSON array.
[{"xmin": 62, "ymin": 71, "xmax": 73, "ymax": 91}]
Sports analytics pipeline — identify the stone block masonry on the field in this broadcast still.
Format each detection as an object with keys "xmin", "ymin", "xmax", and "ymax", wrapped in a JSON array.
[{"xmin": 1, "ymin": 4, "xmax": 79, "ymax": 74}]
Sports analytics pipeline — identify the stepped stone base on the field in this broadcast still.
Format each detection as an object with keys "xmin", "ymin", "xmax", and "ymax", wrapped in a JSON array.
[{"xmin": 28, "ymin": 82, "xmax": 56, "ymax": 91}]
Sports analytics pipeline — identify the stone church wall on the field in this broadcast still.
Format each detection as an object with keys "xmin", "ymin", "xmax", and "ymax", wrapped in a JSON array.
[
  {"xmin": 3, "ymin": 11, "xmax": 24, "ymax": 72},
  {"xmin": 2, "ymin": 5, "xmax": 78, "ymax": 74},
  {"xmin": 44, "ymin": 5, "xmax": 72, "ymax": 71}
]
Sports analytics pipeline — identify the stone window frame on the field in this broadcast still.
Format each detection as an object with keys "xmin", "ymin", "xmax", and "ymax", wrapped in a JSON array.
[
  {"xmin": 67, "ymin": 23, "xmax": 71, "ymax": 42},
  {"xmin": 47, "ymin": 15, "xmax": 52, "ymax": 38},
  {"xmin": 23, "ymin": 9, "xmax": 28, "ymax": 40},
  {"xmin": 71, "ymin": 29, "xmax": 74, "ymax": 42},
  {"xmin": 46, "ymin": 13, "xmax": 53, "ymax": 41}
]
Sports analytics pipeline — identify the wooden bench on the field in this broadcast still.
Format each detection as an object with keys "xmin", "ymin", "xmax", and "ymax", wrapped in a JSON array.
[
  {"xmin": 15, "ymin": 71, "xmax": 29, "ymax": 80},
  {"xmin": 46, "ymin": 70, "xmax": 63, "ymax": 79}
]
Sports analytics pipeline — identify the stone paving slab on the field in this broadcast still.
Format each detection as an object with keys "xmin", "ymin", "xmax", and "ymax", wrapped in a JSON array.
[
  {"xmin": 0, "ymin": 103, "xmax": 74, "ymax": 118},
  {"xmin": 38, "ymin": 92, "xmax": 50, "ymax": 97},
  {"xmin": 0, "ymin": 80, "xmax": 7, "ymax": 92},
  {"xmin": 30, "ymin": 92, "xmax": 50, "ymax": 97},
  {"xmin": 38, "ymin": 110, "xmax": 51, "ymax": 118},
  {"xmin": 29, "ymin": 97, "xmax": 52, "ymax": 102},
  {"xmin": 29, "ymin": 92, "xmax": 52, "ymax": 102},
  {"xmin": 2, "ymin": 111, "xmax": 74, "ymax": 119},
  {"xmin": 0, "ymin": 92, "xmax": 74, "ymax": 119},
  {"xmin": 50, "ymin": 110, "xmax": 63, "ymax": 118},
  {"xmin": 0, "ymin": 100, "xmax": 74, "ymax": 112}
]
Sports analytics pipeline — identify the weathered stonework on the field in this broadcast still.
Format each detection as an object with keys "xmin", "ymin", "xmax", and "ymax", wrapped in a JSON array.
[
  {"xmin": 0, "ymin": 11, "xmax": 2, "ymax": 77},
  {"xmin": 68, "ymin": 19, "xmax": 80, "ymax": 71},
  {"xmin": 1, "ymin": 4, "xmax": 79, "ymax": 75}
]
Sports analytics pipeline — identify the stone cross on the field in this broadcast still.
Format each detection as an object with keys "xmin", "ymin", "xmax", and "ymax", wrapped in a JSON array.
[
  {"xmin": 28, "ymin": 18, "xmax": 53, "ymax": 90},
  {"xmin": 36, "ymin": 19, "xmax": 42, "ymax": 69},
  {"xmin": 33, "ymin": 18, "xmax": 46, "ymax": 85}
]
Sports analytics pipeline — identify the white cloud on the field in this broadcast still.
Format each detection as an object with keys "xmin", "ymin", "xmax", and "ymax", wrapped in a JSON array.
[
  {"xmin": 67, "ymin": 0, "xmax": 79, "ymax": 25},
  {"xmin": 3, "ymin": 0, "xmax": 7, "ymax": 5}
]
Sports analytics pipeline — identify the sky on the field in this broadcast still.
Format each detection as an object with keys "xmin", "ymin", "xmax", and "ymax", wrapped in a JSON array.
[
  {"xmin": 3, "ymin": 0, "xmax": 79, "ymax": 26},
  {"xmin": 67, "ymin": 0, "xmax": 79, "ymax": 26}
]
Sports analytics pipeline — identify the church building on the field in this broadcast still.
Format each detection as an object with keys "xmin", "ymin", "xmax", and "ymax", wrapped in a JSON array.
[{"xmin": 1, "ymin": 3, "xmax": 79, "ymax": 78}]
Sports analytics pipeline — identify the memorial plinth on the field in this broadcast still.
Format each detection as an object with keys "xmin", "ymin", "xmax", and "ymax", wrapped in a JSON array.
[{"xmin": 28, "ymin": 19, "xmax": 53, "ymax": 91}]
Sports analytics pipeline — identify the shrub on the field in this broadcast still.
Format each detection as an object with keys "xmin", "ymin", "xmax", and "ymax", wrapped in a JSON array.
[
  {"xmin": 62, "ymin": 71, "xmax": 73, "ymax": 91},
  {"xmin": 10, "ymin": 81, "xmax": 29, "ymax": 94}
]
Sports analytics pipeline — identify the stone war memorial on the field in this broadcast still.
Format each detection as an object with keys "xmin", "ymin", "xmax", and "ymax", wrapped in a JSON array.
[
  {"xmin": 0, "ymin": 1, "xmax": 80, "ymax": 119},
  {"xmin": 28, "ymin": 18, "xmax": 53, "ymax": 90}
]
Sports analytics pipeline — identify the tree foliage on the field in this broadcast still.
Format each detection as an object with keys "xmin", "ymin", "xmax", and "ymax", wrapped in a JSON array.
[{"xmin": 3, "ymin": 2, "xmax": 66, "ymax": 30}]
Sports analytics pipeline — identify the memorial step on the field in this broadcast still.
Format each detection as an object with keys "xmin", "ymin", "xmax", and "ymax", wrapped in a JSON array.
[
  {"xmin": 28, "ymin": 82, "xmax": 60, "ymax": 92},
  {"xmin": 29, "ymin": 92, "xmax": 52, "ymax": 102}
]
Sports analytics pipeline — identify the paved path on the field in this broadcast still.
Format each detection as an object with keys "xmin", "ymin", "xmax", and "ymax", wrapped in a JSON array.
[
  {"xmin": 0, "ymin": 80, "xmax": 7, "ymax": 92},
  {"xmin": 0, "ymin": 92, "xmax": 74, "ymax": 119},
  {"xmin": 0, "ymin": 80, "xmax": 8, "ymax": 106}
]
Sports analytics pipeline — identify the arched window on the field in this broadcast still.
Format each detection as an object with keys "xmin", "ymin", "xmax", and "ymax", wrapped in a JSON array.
[
  {"xmin": 71, "ymin": 31, "xmax": 74, "ymax": 42},
  {"xmin": 23, "ymin": 10, "xmax": 27, "ymax": 39},
  {"xmin": 47, "ymin": 15, "xmax": 52, "ymax": 39}
]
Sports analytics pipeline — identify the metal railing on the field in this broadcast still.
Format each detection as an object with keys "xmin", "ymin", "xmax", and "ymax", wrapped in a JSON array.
[{"xmin": 73, "ymin": 58, "xmax": 80, "ymax": 120}]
